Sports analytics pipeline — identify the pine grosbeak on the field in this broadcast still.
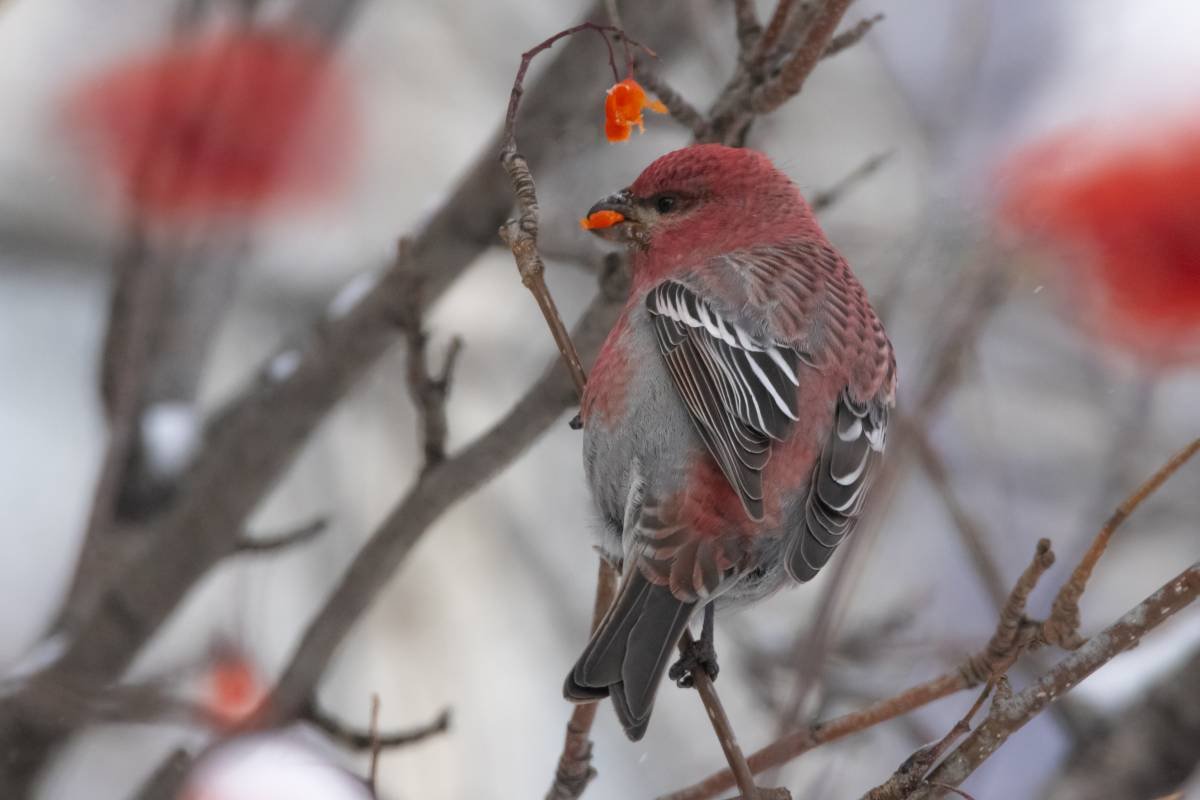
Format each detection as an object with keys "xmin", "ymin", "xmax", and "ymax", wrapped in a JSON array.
[{"xmin": 565, "ymin": 144, "xmax": 896, "ymax": 740}]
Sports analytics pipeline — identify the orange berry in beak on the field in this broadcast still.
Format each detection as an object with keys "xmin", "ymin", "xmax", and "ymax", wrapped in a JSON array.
[{"xmin": 580, "ymin": 209, "xmax": 626, "ymax": 230}]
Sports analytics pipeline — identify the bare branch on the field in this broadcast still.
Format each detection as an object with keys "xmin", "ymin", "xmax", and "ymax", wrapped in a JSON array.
[
  {"xmin": 659, "ymin": 538, "xmax": 1056, "ymax": 800},
  {"xmin": 749, "ymin": 0, "xmax": 853, "ymax": 114},
  {"xmin": 1041, "ymin": 437, "xmax": 1200, "ymax": 649},
  {"xmin": 396, "ymin": 246, "xmax": 464, "ymax": 473},
  {"xmin": 905, "ymin": 421, "xmax": 1008, "ymax": 612},
  {"xmin": 822, "ymin": 14, "xmax": 884, "ymax": 59},
  {"xmin": 368, "ymin": 694, "xmax": 381, "ymax": 791},
  {"xmin": 304, "ymin": 700, "xmax": 450, "ymax": 751},
  {"xmin": 236, "ymin": 517, "xmax": 328, "ymax": 554},
  {"xmin": 545, "ymin": 560, "xmax": 619, "ymax": 800},
  {"xmin": 683, "ymin": 627, "xmax": 776, "ymax": 800},
  {"xmin": 752, "ymin": 0, "xmax": 798, "ymax": 70},
  {"xmin": 732, "ymin": 0, "xmax": 764, "ymax": 54},
  {"xmin": 634, "ymin": 62, "xmax": 708, "ymax": 137},
  {"xmin": 1046, "ymin": 646, "xmax": 1200, "ymax": 800},
  {"xmin": 860, "ymin": 683, "xmax": 994, "ymax": 800},
  {"xmin": 809, "ymin": 151, "xmax": 893, "ymax": 215},
  {"xmin": 496, "ymin": 23, "xmax": 652, "ymax": 399},
  {"xmin": 0, "ymin": 5, "xmax": 697, "ymax": 794},
  {"xmin": 912, "ymin": 565, "xmax": 1200, "ymax": 798}
]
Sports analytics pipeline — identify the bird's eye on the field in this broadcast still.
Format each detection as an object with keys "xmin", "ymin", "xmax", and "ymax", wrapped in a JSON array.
[{"xmin": 655, "ymin": 194, "xmax": 677, "ymax": 213}]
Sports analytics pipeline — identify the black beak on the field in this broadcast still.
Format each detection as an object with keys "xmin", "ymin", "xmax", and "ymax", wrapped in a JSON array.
[
  {"xmin": 586, "ymin": 188, "xmax": 634, "ymax": 220},
  {"xmin": 583, "ymin": 188, "xmax": 637, "ymax": 243}
]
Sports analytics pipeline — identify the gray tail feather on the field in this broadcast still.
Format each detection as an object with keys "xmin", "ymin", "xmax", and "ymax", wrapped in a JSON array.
[{"xmin": 563, "ymin": 569, "xmax": 694, "ymax": 741}]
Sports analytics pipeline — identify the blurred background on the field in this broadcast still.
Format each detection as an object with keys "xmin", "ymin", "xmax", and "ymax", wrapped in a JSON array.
[{"xmin": 0, "ymin": 0, "xmax": 1198, "ymax": 798}]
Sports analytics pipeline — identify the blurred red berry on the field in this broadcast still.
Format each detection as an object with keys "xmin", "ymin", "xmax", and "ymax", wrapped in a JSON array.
[
  {"xmin": 65, "ymin": 30, "xmax": 356, "ymax": 220},
  {"xmin": 998, "ymin": 123, "xmax": 1200, "ymax": 365},
  {"xmin": 204, "ymin": 648, "xmax": 264, "ymax": 727}
]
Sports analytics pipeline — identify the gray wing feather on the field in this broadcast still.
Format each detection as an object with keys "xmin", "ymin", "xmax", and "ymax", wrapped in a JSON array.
[
  {"xmin": 787, "ymin": 389, "xmax": 888, "ymax": 582},
  {"xmin": 647, "ymin": 281, "xmax": 805, "ymax": 520}
]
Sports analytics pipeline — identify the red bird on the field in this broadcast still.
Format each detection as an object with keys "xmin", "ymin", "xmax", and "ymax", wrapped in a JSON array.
[{"xmin": 566, "ymin": 144, "xmax": 896, "ymax": 740}]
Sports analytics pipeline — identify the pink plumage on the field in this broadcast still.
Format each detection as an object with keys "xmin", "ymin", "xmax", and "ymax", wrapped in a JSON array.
[{"xmin": 567, "ymin": 144, "xmax": 895, "ymax": 740}]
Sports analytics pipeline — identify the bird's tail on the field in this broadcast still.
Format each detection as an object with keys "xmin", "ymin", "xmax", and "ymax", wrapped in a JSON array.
[{"xmin": 563, "ymin": 568, "xmax": 695, "ymax": 741}]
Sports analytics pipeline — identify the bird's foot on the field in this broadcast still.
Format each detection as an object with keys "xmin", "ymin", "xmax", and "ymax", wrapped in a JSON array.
[{"xmin": 668, "ymin": 634, "xmax": 719, "ymax": 689}]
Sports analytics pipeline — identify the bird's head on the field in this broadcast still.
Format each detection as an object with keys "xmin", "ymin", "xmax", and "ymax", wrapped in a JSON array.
[{"xmin": 581, "ymin": 144, "xmax": 814, "ymax": 264}]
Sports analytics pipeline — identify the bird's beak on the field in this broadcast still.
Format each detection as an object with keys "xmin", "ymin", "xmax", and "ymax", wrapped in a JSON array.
[{"xmin": 581, "ymin": 189, "xmax": 638, "ymax": 243}]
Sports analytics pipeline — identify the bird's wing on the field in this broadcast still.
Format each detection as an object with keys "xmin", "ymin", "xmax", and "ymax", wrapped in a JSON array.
[
  {"xmin": 647, "ymin": 242, "xmax": 896, "ymax": 580},
  {"xmin": 646, "ymin": 279, "xmax": 808, "ymax": 520},
  {"xmin": 785, "ymin": 388, "xmax": 888, "ymax": 582}
]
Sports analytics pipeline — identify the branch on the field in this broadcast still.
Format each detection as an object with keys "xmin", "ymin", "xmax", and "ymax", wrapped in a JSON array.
[
  {"xmin": 1040, "ymin": 437, "xmax": 1200, "ymax": 650},
  {"xmin": 1045, "ymin": 646, "xmax": 1200, "ymax": 800},
  {"xmin": 822, "ymin": 13, "xmax": 884, "ymax": 59},
  {"xmin": 861, "ymin": 682, "xmax": 995, "ymax": 800},
  {"xmin": 663, "ymin": 436, "xmax": 1199, "ymax": 800},
  {"xmin": 751, "ymin": 0, "xmax": 798, "ymax": 71},
  {"xmin": 634, "ymin": 62, "xmax": 708, "ymax": 137},
  {"xmin": 303, "ymin": 700, "xmax": 450, "ymax": 751},
  {"xmin": 396, "ymin": 247, "xmax": 464, "ymax": 473},
  {"xmin": 809, "ymin": 151, "xmax": 893, "ymax": 215},
  {"xmin": 658, "ymin": 540, "xmax": 1057, "ymax": 800},
  {"xmin": 905, "ymin": 421, "xmax": 1008, "ymax": 611},
  {"xmin": 911, "ymin": 565, "xmax": 1200, "ymax": 798},
  {"xmin": 707, "ymin": 0, "xmax": 854, "ymax": 140},
  {"xmin": 545, "ymin": 560, "xmax": 619, "ymax": 800},
  {"xmin": 684, "ymin": 629, "xmax": 775, "ymax": 800},
  {"xmin": 264, "ymin": 284, "xmax": 625, "ymax": 717},
  {"xmin": 236, "ymin": 517, "xmax": 329, "ymax": 554},
  {"xmin": 733, "ymin": 0, "xmax": 763, "ymax": 54},
  {"xmin": 0, "ymin": 7, "xmax": 702, "ymax": 793}
]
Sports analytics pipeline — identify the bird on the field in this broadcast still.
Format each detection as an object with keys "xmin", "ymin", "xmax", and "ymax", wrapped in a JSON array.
[{"xmin": 565, "ymin": 144, "xmax": 896, "ymax": 741}]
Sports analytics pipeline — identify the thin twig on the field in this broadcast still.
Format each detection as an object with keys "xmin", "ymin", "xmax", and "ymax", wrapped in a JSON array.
[
  {"xmin": 304, "ymin": 701, "xmax": 450, "ymax": 751},
  {"xmin": 750, "ymin": 0, "xmax": 797, "ymax": 72},
  {"xmin": 822, "ymin": 14, "xmax": 884, "ymax": 59},
  {"xmin": 634, "ymin": 63, "xmax": 708, "ymax": 137},
  {"xmin": 1041, "ymin": 437, "xmax": 1200, "ymax": 649},
  {"xmin": 681, "ymin": 631, "xmax": 765, "ymax": 800},
  {"xmin": 752, "ymin": 0, "xmax": 853, "ymax": 113},
  {"xmin": 860, "ymin": 683, "xmax": 993, "ymax": 800},
  {"xmin": 809, "ymin": 151, "xmax": 893, "ymax": 215},
  {"xmin": 499, "ymin": 25, "xmax": 640, "ymax": 398},
  {"xmin": 545, "ymin": 559, "xmax": 619, "ymax": 800},
  {"xmin": 236, "ymin": 517, "xmax": 329, "ymax": 554},
  {"xmin": 397, "ymin": 246, "xmax": 464, "ymax": 473},
  {"xmin": 732, "ymin": 0, "xmax": 764, "ymax": 53},
  {"xmin": 367, "ymin": 694, "xmax": 381, "ymax": 791},
  {"xmin": 905, "ymin": 422, "xmax": 1008, "ymax": 612}
]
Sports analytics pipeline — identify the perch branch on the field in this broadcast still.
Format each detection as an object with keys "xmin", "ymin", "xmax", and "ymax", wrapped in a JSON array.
[
  {"xmin": 682, "ymin": 630, "xmax": 769, "ymax": 800},
  {"xmin": 658, "ymin": 539, "xmax": 1058, "ymax": 800}
]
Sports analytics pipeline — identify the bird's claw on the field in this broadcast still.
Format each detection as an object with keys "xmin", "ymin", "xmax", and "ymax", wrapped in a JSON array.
[{"xmin": 668, "ymin": 637, "xmax": 719, "ymax": 688}]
